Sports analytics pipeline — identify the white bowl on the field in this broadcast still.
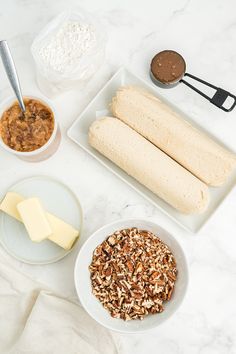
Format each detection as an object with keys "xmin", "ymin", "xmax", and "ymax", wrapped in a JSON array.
[{"xmin": 74, "ymin": 219, "xmax": 189, "ymax": 333}]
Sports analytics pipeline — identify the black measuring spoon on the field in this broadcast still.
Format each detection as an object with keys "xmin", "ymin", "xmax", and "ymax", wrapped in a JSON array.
[{"xmin": 150, "ymin": 50, "xmax": 236, "ymax": 112}]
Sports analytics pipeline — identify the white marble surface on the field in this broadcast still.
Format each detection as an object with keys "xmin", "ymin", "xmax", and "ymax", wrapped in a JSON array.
[{"xmin": 0, "ymin": 0, "xmax": 236, "ymax": 353}]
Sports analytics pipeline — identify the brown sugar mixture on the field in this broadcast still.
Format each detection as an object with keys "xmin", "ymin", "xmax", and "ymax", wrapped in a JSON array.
[
  {"xmin": 0, "ymin": 98, "xmax": 54, "ymax": 152},
  {"xmin": 151, "ymin": 50, "xmax": 186, "ymax": 84}
]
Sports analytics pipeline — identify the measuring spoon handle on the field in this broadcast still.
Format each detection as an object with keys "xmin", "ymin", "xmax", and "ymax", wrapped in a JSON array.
[
  {"xmin": 180, "ymin": 73, "xmax": 236, "ymax": 112},
  {"xmin": 0, "ymin": 40, "xmax": 25, "ymax": 112}
]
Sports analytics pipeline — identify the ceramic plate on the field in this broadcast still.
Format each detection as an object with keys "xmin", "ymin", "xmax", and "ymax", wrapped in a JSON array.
[
  {"xmin": 67, "ymin": 67, "xmax": 236, "ymax": 232},
  {"xmin": 74, "ymin": 219, "xmax": 188, "ymax": 333},
  {"xmin": 0, "ymin": 176, "xmax": 83, "ymax": 264}
]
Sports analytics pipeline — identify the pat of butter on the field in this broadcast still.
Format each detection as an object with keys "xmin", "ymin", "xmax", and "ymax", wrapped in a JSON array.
[
  {"xmin": 17, "ymin": 198, "xmax": 52, "ymax": 242},
  {"xmin": 0, "ymin": 192, "xmax": 79, "ymax": 249},
  {"xmin": 0, "ymin": 192, "xmax": 24, "ymax": 221}
]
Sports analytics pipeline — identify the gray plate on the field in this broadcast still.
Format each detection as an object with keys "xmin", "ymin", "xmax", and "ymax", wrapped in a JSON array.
[{"xmin": 0, "ymin": 176, "xmax": 83, "ymax": 264}]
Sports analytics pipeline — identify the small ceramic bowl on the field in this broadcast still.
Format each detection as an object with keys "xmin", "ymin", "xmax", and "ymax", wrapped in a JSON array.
[
  {"xmin": 0, "ymin": 94, "xmax": 61, "ymax": 162},
  {"xmin": 74, "ymin": 218, "xmax": 189, "ymax": 333}
]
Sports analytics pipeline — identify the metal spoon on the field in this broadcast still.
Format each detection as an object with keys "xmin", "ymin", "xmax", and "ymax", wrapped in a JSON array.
[{"xmin": 0, "ymin": 40, "xmax": 25, "ymax": 112}]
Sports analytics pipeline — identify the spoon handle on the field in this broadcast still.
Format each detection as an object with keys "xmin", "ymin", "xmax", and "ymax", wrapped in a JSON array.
[
  {"xmin": 180, "ymin": 73, "xmax": 236, "ymax": 112},
  {"xmin": 0, "ymin": 40, "xmax": 25, "ymax": 112}
]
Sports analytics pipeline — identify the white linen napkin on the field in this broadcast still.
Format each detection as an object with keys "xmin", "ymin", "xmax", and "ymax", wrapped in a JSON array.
[{"xmin": 0, "ymin": 258, "xmax": 119, "ymax": 354}]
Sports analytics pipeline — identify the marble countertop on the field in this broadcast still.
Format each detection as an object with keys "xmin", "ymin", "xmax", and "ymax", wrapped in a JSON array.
[{"xmin": 1, "ymin": 0, "xmax": 236, "ymax": 353}]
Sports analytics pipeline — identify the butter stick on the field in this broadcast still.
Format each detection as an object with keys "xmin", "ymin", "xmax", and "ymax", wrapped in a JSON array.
[
  {"xmin": 0, "ymin": 192, "xmax": 23, "ymax": 221},
  {"xmin": 47, "ymin": 214, "xmax": 79, "ymax": 250}
]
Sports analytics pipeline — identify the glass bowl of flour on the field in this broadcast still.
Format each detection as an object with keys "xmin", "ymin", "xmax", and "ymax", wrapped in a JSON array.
[{"xmin": 31, "ymin": 9, "xmax": 106, "ymax": 97}]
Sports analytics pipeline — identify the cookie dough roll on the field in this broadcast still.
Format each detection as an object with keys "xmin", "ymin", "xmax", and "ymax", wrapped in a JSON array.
[
  {"xmin": 89, "ymin": 117, "xmax": 209, "ymax": 214},
  {"xmin": 111, "ymin": 86, "xmax": 236, "ymax": 186}
]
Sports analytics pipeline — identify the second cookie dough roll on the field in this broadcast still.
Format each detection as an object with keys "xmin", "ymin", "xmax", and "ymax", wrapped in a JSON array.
[
  {"xmin": 89, "ymin": 117, "xmax": 209, "ymax": 214},
  {"xmin": 111, "ymin": 86, "xmax": 236, "ymax": 186}
]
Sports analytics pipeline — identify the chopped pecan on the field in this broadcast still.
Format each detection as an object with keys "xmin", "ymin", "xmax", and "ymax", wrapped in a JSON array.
[{"xmin": 89, "ymin": 228, "xmax": 177, "ymax": 321}]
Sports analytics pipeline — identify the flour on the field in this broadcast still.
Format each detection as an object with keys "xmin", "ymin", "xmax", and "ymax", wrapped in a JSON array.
[
  {"xmin": 38, "ymin": 21, "xmax": 97, "ymax": 75},
  {"xmin": 31, "ymin": 10, "xmax": 106, "ymax": 96}
]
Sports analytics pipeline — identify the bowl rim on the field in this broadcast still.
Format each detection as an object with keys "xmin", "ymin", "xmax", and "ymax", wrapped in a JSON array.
[{"xmin": 74, "ymin": 218, "xmax": 189, "ymax": 334}]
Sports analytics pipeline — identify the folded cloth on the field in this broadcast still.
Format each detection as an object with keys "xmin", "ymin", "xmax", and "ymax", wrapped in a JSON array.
[{"xmin": 0, "ymin": 259, "xmax": 119, "ymax": 354}]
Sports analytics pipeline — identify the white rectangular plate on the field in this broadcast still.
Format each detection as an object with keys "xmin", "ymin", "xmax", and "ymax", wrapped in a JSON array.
[{"xmin": 67, "ymin": 68, "xmax": 236, "ymax": 233}]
